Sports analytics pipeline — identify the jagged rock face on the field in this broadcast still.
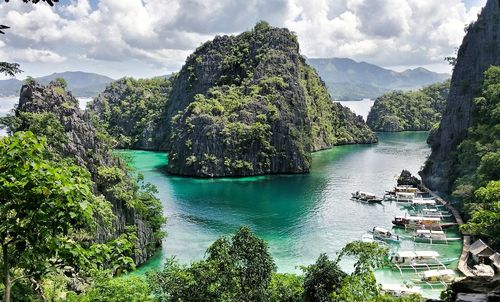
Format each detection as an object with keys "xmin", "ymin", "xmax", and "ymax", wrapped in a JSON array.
[
  {"xmin": 448, "ymin": 276, "xmax": 500, "ymax": 302},
  {"xmin": 15, "ymin": 83, "xmax": 157, "ymax": 265},
  {"xmin": 421, "ymin": 0, "xmax": 500, "ymax": 192},
  {"xmin": 161, "ymin": 23, "xmax": 376, "ymax": 177},
  {"xmin": 89, "ymin": 77, "xmax": 171, "ymax": 150}
]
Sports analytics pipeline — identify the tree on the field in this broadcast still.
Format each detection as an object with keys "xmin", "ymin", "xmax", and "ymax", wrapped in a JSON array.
[
  {"xmin": 148, "ymin": 227, "xmax": 276, "ymax": 302},
  {"xmin": 302, "ymin": 253, "xmax": 346, "ymax": 302},
  {"xmin": 0, "ymin": 131, "xmax": 96, "ymax": 302}
]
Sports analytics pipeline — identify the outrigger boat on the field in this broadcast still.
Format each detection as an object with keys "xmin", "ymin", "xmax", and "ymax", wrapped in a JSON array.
[
  {"xmin": 351, "ymin": 191, "xmax": 383, "ymax": 203},
  {"xmin": 408, "ymin": 208, "xmax": 453, "ymax": 219},
  {"xmin": 388, "ymin": 251, "xmax": 457, "ymax": 273},
  {"xmin": 385, "ymin": 186, "xmax": 418, "ymax": 201},
  {"xmin": 369, "ymin": 227, "xmax": 401, "ymax": 244},
  {"xmin": 394, "ymin": 192, "xmax": 415, "ymax": 202},
  {"xmin": 392, "ymin": 215, "xmax": 441, "ymax": 229},
  {"xmin": 413, "ymin": 229, "xmax": 461, "ymax": 244},
  {"xmin": 411, "ymin": 269, "xmax": 459, "ymax": 288},
  {"xmin": 392, "ymin": 215, "xmax": 457, "ymax": 229},
  {"xmin": 380, "ymin": 284, "xmax": 422, "ymax": 297}
]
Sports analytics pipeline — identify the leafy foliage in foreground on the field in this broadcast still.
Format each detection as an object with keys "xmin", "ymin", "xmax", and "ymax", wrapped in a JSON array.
[
  {"xmin": 0, "ymin": 132, "xmax": 97, "ymax": 301},
  {"xmin": 367, "ymin": 80, "xmax": 450, "ymax": 131},
  {"xmin": 146, "ymin": 227, "xmax": 423, "ymax": 302},
  {"xmin": 448, "ymin": 66, "xmax": 500, "ymax": 248}
]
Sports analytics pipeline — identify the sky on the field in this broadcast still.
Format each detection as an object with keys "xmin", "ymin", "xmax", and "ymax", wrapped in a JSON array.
[{"xmin": 0, "ymin": 0, "xmax": 488, "ymax": 80}]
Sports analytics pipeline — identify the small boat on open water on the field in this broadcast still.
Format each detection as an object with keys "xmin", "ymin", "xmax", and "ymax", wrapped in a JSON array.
[{"xmin": 351, "ymin": 191, "xmax": 383, "ymax": 203}]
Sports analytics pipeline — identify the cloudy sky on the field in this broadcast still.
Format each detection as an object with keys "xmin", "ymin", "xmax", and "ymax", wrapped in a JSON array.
[{"xmin": 0, "ymin": 0, "xmax": 487, "ymax": 79}]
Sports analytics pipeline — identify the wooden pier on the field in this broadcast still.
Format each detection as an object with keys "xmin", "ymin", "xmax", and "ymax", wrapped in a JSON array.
[{"xmin": 421, "ymin": 186, "xmax": 474, "ymax": 277}]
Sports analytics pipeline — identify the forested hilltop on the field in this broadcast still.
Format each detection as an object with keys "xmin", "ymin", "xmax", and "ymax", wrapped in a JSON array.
[
  {"xmin": 421, "ymin": 0, "xmax": 500, "ymax": 249},
  {"xmin": 366, "ymin": 80, "xmax": 450, "ymax": 132},
  {"xmin": 90, "ymin": 22, "xmax": 377, "ymax": 178},
  {"xmin": 89, "ymin": 77, "xmax": 172, "ymax": 149}
]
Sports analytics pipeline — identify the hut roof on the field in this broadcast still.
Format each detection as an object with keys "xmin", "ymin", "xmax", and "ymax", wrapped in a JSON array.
[
  {"xmin": 489, "ymin": 252, "xmax": 500, "ymax": 268},
  {"xmin": 470, "ymin": 239, "xmax": 495, "ymax": 257}
]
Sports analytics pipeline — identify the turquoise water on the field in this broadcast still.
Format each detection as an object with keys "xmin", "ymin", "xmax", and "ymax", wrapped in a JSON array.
[{"xmin": 119, "ymin": 132, "xmax": 462, "ymax": 298}]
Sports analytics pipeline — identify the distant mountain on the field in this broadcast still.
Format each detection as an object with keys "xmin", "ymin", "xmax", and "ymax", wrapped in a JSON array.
[
  {"xmin": 307, "ymin": 58, "xmax": 450, "ymax": 101},
  {"xmin": 0, "ymin": 71, "xmax": 114, "ymax": 97}
]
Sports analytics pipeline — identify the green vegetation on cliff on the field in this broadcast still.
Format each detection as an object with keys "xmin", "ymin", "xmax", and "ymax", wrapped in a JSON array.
[
  {"xmin": 0, "ymin": 81, "xmax": 166, "ymax": 301},
  {"xmin": 89, "ymin": 77, "xmax": 171, "ymax": 149},
  {"xmin": 366, "ymin": 80, "xmax": 449, "ymax": 131},
  {"xmin": 444, "ymin": 66, "xmax": 500, "ymax": 248},
  {"xmin": 166, "ymin": 22, "xmax": 376, "ymax": 177}
]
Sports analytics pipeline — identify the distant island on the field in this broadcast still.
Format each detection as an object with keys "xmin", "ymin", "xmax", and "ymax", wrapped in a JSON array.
[
  {"xmin": 0, "ymin": 71, "xmax": 114, "ymax": 97},
  {"xmin": 307, "ymin": 58, "xmax": 450, "ymax": 101},
  {"xmin": 366, "ymin": 80, "xmax": 450, "ymax": 132}
]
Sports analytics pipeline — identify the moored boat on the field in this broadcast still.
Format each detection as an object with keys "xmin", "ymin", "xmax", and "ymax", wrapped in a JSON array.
[
  {"xmin": 413, "ymin": 229, "xmax": 461, "ymax": 244},
  {"xmin": 369, "ymin": 227, "xmax": 401, "ymax": 244},
  {"xmin": 351, "ymin": 191, "xmax": 383, "ymax": 203},
  {"xmin": 411, "ymin": 269, "xmax": 458, "ymax": 286},
  {"xmin": 408, "ymin": 208, "xmax": 453, "ymax": 219},
  {"xmin": 388, "ymin": 250, "xmax": 457, "ymax": 272},
  {"xmin": 392, "ymin": 215, "xmax": 442, "ymax": 229},
  {"xmin": 380, "ymin": 283, "xmax": 422, "ymax": 297}
]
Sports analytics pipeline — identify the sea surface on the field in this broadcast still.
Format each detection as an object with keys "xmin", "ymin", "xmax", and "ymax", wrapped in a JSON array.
[
  {"xmin": 121, "ymin": 132, "xmax": 461, "ymax": 299},
  {"xmin": 337, "ymin": 98, "xmax": 375, "ymax": 120}
]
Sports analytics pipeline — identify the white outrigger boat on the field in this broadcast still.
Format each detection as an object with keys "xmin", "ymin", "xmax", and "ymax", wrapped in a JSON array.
[
  {"xmin": 388, "ymin": 251, "xmax": 457, "ymax": 273},
  {"xmin": 413, "ymin": 229, "xmax": 461, "ymax": 244},
  {"xmin": 369, "ymin": 227, "xmax": 401, "ymax": 244},
  {"xmin": 392, "ymin": 215, "xmax": 441, "ymax": 229},
  {"xmin": 394, "ymin": 192, "xmax": 415, "ymax": 202},
  {"xmin": 411, "ymin": 269, "xmax": 460, "ymax": 288},
  {"xmin": 380, "ymin": 283, "xmax": 422, "ymax": 297},
  {"xmin": 351, "ymin": 191, "xmax": 383, "ymax": 203},
  {"xmin": 408, "ymin": 208, "xmax": 453, "ymax": 219}
]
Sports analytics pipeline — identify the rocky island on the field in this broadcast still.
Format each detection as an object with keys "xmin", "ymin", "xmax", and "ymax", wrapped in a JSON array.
[
  {"xmin": 91, "ymin": 22, "xmax": 377, "ymax": 178},
  {"xmin": 366, "ymin": 80, "xmax": 450, "ymax": 132}
]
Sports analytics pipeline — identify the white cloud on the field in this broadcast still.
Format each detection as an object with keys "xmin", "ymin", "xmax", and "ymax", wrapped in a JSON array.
[{"xmin": 0, "ymin": 0, "xmax": 488, "ymax": 78}]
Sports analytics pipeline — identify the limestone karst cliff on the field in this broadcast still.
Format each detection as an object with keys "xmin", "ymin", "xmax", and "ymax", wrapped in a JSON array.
[
  {"xmin": 161, "ymin": 22, "xmax": 377, "ymax": 177},
  {"xmin": 420, "ymin": 0, "xmax": 500, "ymax": 192},
  {"xmin": 7, "ymin": 81, "xmax": 164, "ymax": 265}
]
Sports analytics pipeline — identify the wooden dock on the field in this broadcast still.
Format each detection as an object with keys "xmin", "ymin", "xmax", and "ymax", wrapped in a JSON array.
[{"xmin": 421, "ymin": 186, "xmax": 474, "ymax": 277}]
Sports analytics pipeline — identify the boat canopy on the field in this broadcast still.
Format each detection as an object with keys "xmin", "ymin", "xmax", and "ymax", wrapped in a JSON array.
[
  {"xmin": 396, "ymin": 192, "xmax": 415, "ymax": 197},
  {"xmin": 374, "ymin": 227, "xmax": 389, "ymax": 234},
  {"xmin": 395, "ymin": 251, "xmax": 440, "ymax": 258},
  {"xmin": 414, "ymin": 251, "xmax": 440, "ymax": 258},
  {"xmin": 415, "ymin": 229, "xmax": 445, "ymax": 235},
  {"xmin": 421, "ymin": 217, "xmax": 442, "ymax": 222},
  {"xmin": 412, "ymin": 199, "xmax": 436, "ymax": 205},
  {"xmin": 381, "ymin": 283, "xmax": 421, "ymax": 294},
  {"xmin": 358, "ymin": 191, "xmax": 376, "ymax": 196},
  {"xmin": 422, "ymin": 269, "xmax": 455, "ymax": 278}
]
